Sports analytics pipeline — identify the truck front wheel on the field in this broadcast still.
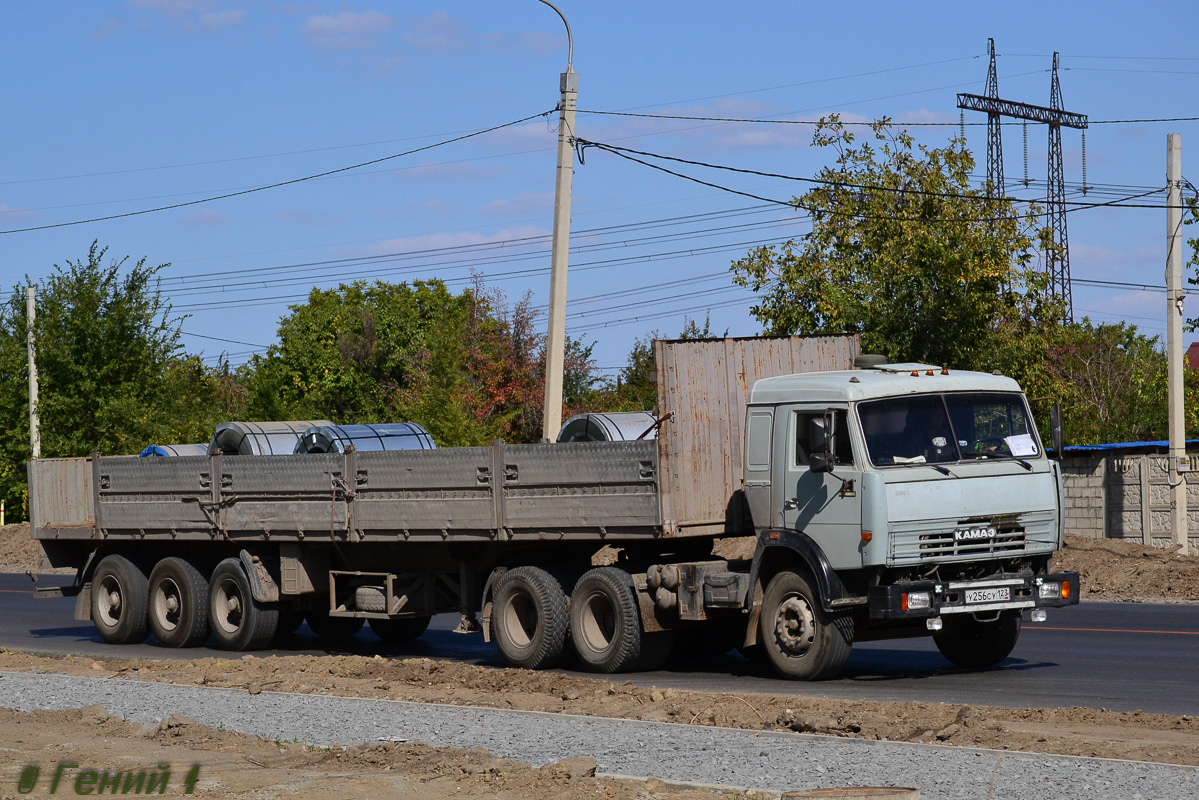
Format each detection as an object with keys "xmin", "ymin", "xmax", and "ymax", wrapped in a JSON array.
[
  {"xmin": 491, "ymin": 566, "xmax": 569, "ymax": 669},
  {"xmin": 209, "ymin": 558, "xmax": 278, "ymax": 651},
  {"xmin": 91, "ymin": 554, "xmax": 150, "ymax": 645},
  {"xmin": 759, "ymin": 569, "xmax": 852, "ymax": 680},
  {"xmin": 933, "ymin": 610, "xmax": 1021, "ymax": 669}
]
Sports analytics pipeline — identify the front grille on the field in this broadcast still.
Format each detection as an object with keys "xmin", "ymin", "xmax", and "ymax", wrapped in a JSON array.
[
  {"xmin": 917, "ymin": 526, "xmax": 1025, "ymax": 558},
  {"xmin": 888, "ymin": 511, "xmax": 1056, "ymax": 565}
]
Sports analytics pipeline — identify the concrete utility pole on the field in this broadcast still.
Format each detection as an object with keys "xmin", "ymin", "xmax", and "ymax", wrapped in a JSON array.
[
  {"xmin": 26, "ymin": 286, "xmax": 40, "ymax": 459},
  {"xmin": 538, "ymin": 0, "xmax": 577, "ymax": 442},
  {"xmin": 1166, "ymin": 133, "xmax": 1189, "ymax": 554}
]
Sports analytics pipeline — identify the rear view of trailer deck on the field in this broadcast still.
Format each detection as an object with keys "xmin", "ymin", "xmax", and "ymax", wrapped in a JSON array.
[{"xmin": 30, "ymin": 336, "xmax": 859, "ymax": 673}]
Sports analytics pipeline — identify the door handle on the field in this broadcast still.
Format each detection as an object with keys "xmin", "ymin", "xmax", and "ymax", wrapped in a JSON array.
[{"xmin": 783, "ymin": 498, "xmax": 799, "ymax": 510}]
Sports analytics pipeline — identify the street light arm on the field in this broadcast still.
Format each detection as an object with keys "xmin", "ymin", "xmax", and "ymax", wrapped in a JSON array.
[{"xmin": 537, "ymin": 0, "xmax": 573, "ymax": 73}]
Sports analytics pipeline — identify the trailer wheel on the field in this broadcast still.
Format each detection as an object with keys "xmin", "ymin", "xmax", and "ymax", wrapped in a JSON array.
[
  {"xmin": 91, "ymin": 555, "xmax": 150, "ymax": 645},
  {"xmin": 490, "ymin": 566, "xmax": 569, "ymax": 669},
  {"xmin": 569, "ymin": 567, "xmax": 642, "ymax": 673},
  {"xmin": 275, "ymin": 609, "xmax": 305, "ymax": 640},
  {"xmin": 305, "ymin": 609, "xmax": 364, "ymax": 641},
  {"xmin": 147, "ymin": 557, "xmax": 210, "ymax": 647},
  {"xmin": 934, "ymin": 610, "xmax": 1021, "ymax": 669},
  {"xmin": 369, "ymin": 615, "xmax": 431, "ymax": 642},
  {"xmin": 759, "ymin": 569, "xmax": 852, "ymax": 680},
  {"xmin": 209, "ymin": 558, "xmax": 278, "ymax": 651}
]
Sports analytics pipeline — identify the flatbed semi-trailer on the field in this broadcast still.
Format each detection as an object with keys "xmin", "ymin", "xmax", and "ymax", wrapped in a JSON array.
[{"xmin": 28, "ymin": 335, "xmax": 1078, "ymax": 679}]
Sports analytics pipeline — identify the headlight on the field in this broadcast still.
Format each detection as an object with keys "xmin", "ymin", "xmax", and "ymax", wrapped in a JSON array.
[
  {"xmin": 1038, "ymin": 581, "xmax": 1061, "ymax": 599},
  {"xmin": 904, "ymin": 591, "xmax": 932, "ymax": 610}
]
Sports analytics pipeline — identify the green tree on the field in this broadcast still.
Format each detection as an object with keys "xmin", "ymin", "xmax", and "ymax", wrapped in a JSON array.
[
  {"xmin": 243, "ymin": 278, "xmax": 599, "ymax": 445},
  {"xmin": 600, "ymin": 314, "xmax": 725, "ymax": 412},
  {"xmin": 0, "ymin": 242, "xmax": 230, "ymax": 519},
  {"xmin": 731, "ymin": 117, "xmax": 1046, "ymax": 368}
]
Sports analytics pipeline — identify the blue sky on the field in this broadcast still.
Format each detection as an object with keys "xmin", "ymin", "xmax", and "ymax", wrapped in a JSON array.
[{"xmin": 1, "ymin": 1, "xmax": 1196, "ymax": 376}]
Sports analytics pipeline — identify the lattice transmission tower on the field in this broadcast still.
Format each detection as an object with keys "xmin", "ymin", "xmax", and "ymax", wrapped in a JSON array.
[{"xmin": 958, "ymin": 42, "xmax": 1088, "ymax": 323}]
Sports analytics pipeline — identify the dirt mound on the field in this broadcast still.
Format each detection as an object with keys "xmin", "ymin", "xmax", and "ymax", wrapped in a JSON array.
[
  {"xmin": 0, "ymin": 522, "xmax": 37, "ymax": 573},
  {"xmin": 0, "ymin": 705, "xmax": 710, "ymax": 800},
  {"xmin": 2, "ymin": 648, "xmax": 1198, "ymax": 766},
  {"xmin": 1053, "ymin": 534, "xmax": 1199, "ymax": 603}
]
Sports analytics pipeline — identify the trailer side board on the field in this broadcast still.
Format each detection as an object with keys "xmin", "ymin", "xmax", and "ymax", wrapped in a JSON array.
[{"xmin": 654, "ymin": 334, "xmax": 859, "ymax": 537}]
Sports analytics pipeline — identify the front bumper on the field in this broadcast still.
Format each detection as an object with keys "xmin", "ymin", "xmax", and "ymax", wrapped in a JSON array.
[{"xmin": 867, "ymin": 571, "xmax": 1080, "ymax": 620}]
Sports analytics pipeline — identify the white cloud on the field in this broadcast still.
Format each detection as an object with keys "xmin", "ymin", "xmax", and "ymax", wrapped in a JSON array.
[
  {"xmin": 1070, "ymin": 242, "xmax": 1162, "ymax": 280},
  {"xmin": 199, "ymin": 9, "xmax": 245, "ymax": 30},
  {"xmin": 274, "ymin": 209, "xmax": 341, "ymax": 226},
  {"xmin": 91, "ymin": 19, "xmax": 124, "ymax": 39},
  {"xmin": 333, "ymin": 226, "xmax": 550, "ymax": 260},
  {"xmin": 128, "ymin": 0, "xmax": 218, "ymax": 13},
  {"xmin": 401, "ymin": 12, "xmax": 469, "ymax": 54},
  {"xmin": 179, "ymin": 207, "xmax": 228, "ymax": 226},
  {"xmin": 303, "ymin": 10, "xmax": 395, "ymax": 50},
  {"xmin": 479, "ymin": 192, "xmax": 554, "ymax": 217},
  {"xmin": 397, "ymin": 161, "xmax": 507, "ymax": 183},
  {"xmin": 0, "ymin": 204, "xmax": 36, "ymax": 223},
  {"xmin": 401, "ymin": 12, "xmax": 565, "ymax": 57}
]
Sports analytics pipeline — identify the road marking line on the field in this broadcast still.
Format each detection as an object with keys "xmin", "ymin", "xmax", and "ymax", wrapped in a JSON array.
[{"xmin": 1028, "ymin": 625, "xmax": 1199, "ymax": 636}]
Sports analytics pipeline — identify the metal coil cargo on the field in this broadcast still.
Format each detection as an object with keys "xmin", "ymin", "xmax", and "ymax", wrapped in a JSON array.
[
  {"xmin": 138, "ymin": 444, "xmax": 209, "ymax": 457},
  {"xmin": 294, "ymin": 423, "xmax": 436, "ymax": 454},
  {"xmin": 209, "ymin": 420, "xmax": 333, "ymax": 456},
  {"xmin": 557, "ymin": 411, "xmax": 658, "ymax": 443}
]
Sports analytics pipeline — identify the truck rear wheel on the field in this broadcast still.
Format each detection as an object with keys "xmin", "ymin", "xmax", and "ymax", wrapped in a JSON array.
[
  {"xmin": 148, "ymin": 557, "xmax": 210, "ymax": 647},
  {"xmin": 209, "ymin": 558, "xmax": 278, "ymax": 651},
  {"xmin": 569, "ymin": 567, "xmax": 642, "ymax": 673},
  {"xmin": 490, "ymin": 566, "xmax": 569, "ymax": 669},
  {"xmin": 369, "ymin": 615, "xmax": 431, "ymax": 642},
  {"xmin": 759, "ymin": 569, "xmax": 852, "ymax": 680},
  {"xmin": 305, "ymin": 609, "xmax": 364, "ymax": 641},
  {"xmin": 91, "ymin": 554, "xmax": 149, "ymax": 645},
  {"xmin": 934, "ymin": 610, "xmax": 1021, "ymax": 669}
]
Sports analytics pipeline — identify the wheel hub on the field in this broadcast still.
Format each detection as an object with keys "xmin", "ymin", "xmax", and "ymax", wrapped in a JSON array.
[{"xmin": 774, "ymin": 594, "xmax": 815, "ymax": 655}]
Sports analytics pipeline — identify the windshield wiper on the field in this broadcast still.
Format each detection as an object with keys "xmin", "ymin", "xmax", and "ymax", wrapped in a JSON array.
[{"xmin": 976, "ymin": 452, "xmax": 1033, "ymax": 471}]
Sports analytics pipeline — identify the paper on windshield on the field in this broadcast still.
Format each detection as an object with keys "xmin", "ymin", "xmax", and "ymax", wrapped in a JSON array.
[{"xmin": 1004, "ymin": 434, "xmax": 1039, "ymax": 457}]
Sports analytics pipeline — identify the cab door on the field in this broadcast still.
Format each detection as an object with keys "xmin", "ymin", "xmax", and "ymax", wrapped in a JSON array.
[{"xmin": 774, "ymin": 406, "xmax": 864, "ymax": 569}]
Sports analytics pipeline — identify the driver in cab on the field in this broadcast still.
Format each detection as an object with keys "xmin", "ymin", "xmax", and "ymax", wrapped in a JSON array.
[{"xmin": 902, "ymin": 405, "xmax": 956, "ymax": 463}]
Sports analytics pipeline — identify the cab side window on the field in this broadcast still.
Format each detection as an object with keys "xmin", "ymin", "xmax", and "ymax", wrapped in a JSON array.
[{"xmin": 794, "ymin": 410, "xmax": 853, "ymax": 467}]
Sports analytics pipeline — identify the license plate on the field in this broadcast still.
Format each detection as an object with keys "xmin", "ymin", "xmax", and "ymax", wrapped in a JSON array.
[{"xmin": 965, "ymin": 587, "xmax": 1010, "ymax": 604}]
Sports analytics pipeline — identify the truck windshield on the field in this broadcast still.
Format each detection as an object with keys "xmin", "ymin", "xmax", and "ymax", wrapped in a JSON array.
[{"xmin": 857, "ymin": 392, "xmax": 1039, "ymax": 467}]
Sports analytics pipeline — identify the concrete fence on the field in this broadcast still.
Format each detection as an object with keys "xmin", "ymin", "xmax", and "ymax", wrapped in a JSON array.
[{"xmin": 1061, "ymin": 451, "xmax": 1199, "ymax": 551}]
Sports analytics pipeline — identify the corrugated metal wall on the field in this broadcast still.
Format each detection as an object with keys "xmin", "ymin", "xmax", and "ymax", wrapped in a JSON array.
[{"xmin": 655, "ymin": 335, "xmax": 859, "ymax": 536}]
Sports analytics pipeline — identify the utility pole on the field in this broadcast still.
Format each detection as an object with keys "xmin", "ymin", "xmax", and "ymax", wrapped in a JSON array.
[
  {"xmin": 1166, "ymin": 133, "xmax": 1189, "ymax": 554},
  {"xmin": 26, "ymin": 286, "xmax": 40, "ymax": 459},
  {"xmin": 539, "ymin": 0, "xmax": 577, "ymax": 443}
]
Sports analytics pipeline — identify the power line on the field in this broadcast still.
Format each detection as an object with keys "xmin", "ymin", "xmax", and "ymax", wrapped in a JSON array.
[
  {"xmin": 180, "ymin": 330, "xmax": 269, "ymax": 348},
  {"xmin": 610, "ymin": 55, "xmax": 982, "ymax": 112},
  {"xmin": 164, "ymin": 215, "xmax": 807, "ymax": 299},
  {"xmin": 579, "ymin": 109, "xmax": 1199, "ymax": 127},
  {"xmin": 158, "ymin": 203, "xmax": 782, "ymax": 286},
  {"xmin": 0, "ymin": 125, "xmax": 506, "ymax": 187},
  {"xmin": 171, "ymin": 235, "xmax": 800, "ymax": 313},
  {"xmin": 574, "ymin": 137, "xmax": 1170, "ymax": 218},
  {"xmin": 0, "ymin": 109, "xmax": 555, "ymax": 235}
]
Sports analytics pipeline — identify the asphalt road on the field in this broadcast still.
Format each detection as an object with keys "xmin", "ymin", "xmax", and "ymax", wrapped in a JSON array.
[{"xmin": 4, "ymin": 571, "xmax": 1197, "ymax": 716}]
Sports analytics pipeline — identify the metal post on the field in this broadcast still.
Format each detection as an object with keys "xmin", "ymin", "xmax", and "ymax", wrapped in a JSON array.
[
  {"xmin": 26, "ymin": 286, "xmax": 40, "ymax": 459},
  {"xmin": 538, "ymin": 0, "xmax": 576, "ymax": 443},
  {"xmin": 1166, "ymin": 133, "xmax": 1188, "ymax": 554}
]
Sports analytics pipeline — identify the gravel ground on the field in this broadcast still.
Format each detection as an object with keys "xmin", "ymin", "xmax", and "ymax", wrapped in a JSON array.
[{"xmin": 2, "ymin": 671, "xmax": 1195, "ymax": 800}]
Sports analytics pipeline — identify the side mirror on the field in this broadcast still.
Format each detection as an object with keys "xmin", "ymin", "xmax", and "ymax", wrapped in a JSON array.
[
  {"xmin": 809, "ymin": 412, "xmax": 835, "ymax": 474},
  {"xmin": 1049, "ymin": 404, "xmax": 1064, "ymax": 460}
]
